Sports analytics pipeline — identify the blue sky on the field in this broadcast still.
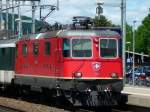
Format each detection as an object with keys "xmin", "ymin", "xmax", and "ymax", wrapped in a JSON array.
[{"xmin": 21, "ymin": 0, "xmax": 150, "ymax": 26}]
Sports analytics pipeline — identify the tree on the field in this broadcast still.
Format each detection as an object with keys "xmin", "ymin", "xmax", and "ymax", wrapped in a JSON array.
[
  {"xmin": 135, "ymin": 14, "xmax": 150, "ymax": 55},
  {"xmin": 93, "ymin": 15, "xmax": 113, "ymax": 27},
  {"xmin": 126, "ymin": 24, "xmax": 133, "ymax": 51}
]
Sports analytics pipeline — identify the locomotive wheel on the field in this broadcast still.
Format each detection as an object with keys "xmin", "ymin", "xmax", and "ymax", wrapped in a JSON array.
[
  {"xmin": 117, "ymin": 93, "xmax": 127, "ymax": 106},
  {"xmin": 86, "ymin": 91, "xmax": 99, "ymax": 106},
  {"xmin": 55, "ymin": 95, "xmax": 72, "ymax": 107}
]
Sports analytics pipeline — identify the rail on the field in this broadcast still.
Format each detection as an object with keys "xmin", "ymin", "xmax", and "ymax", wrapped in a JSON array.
[{"xmin": 0, "ymin": 105, "xmax": 24, "ymax": 112}]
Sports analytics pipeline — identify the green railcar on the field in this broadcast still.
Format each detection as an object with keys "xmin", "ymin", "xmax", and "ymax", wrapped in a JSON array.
[
  {"xmin": 0, "ymin": 39, "xmax": 17, "ymax": 70},
  {"xmin": 0, "ymin": 47, "xmax": 15, "ymax": 70}
]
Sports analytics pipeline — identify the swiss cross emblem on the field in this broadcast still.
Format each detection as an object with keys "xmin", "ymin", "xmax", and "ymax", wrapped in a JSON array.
[{"xmin": 92, "ymin": 62, "xmax": 101, "ymax": 71}]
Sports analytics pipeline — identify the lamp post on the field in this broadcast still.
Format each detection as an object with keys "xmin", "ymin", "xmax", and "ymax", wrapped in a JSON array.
[
  {"xmin": 18, "ymin": 1, "xmax": 22, "ymax": 39},
  {"xmin": 32, "ymin": 1, "xmax": 36, "ymax": 34},
  {"xmin": 132, "ymin": 20, "xmax": 136, "ymax": 86}
]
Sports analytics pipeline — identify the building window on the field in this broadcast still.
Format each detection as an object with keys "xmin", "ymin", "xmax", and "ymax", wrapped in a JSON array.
[
  {"xmin": 33, "ymin": 43, "xmax": 39, "ymax": 56},
  {"xmin": 22, "ymin": 44, "xmax": 27, "ymax": 56},
  {"xmin": 45, "ymin": 42, "xmax": 51, "ymax": 55}
]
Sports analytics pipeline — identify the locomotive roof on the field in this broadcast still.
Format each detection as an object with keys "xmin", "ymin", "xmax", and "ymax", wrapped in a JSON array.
[
  {"xmin": 57, "ymin": 30, "xmax": 120, "ymax": 37},
  {"xmin": 24, "ymin": 29, "xmax": 120, "ymax": 39},
  {"xmin": 0, "ymin": 38, "xmax": 18, "ymax": 48}
]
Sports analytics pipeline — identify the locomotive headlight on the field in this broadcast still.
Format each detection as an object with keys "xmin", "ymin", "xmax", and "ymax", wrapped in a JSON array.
[
  {"xmin": 74, "ymin": 72, "xmax": 82, "ymax": 78},
  {"xmin": 111, "ymin": 72, "xmax": 118, "ymax": 78}
]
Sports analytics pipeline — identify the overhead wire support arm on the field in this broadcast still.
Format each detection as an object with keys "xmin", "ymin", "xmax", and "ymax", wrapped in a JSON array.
[
  {"xmin": 1, "ymin": 4, "xmax": 20, "ymax": 11},
  {"xmin": 39, "ymin": 5, "xmax": 57, "ymax": 21}
]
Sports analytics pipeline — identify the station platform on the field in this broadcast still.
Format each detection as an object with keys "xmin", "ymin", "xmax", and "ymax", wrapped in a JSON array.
[{"xmin": 122, "ymin": 86, "xmax": 150, "ymax": 108}]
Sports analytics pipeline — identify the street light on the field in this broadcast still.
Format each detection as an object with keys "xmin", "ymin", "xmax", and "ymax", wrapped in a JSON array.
[{"xmin": 132, "ymin": 20, "xmax": 136, "ymax": 86}]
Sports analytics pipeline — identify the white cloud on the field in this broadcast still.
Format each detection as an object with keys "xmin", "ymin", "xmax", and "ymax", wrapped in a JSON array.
[{"xmin": 126, "ymin": 0, "xmax": 150, "ymax": 26}]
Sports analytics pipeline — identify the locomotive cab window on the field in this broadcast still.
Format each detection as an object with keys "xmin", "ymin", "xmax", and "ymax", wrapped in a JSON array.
[
  {"xmin": 45, "ymin": 42, "xmax": 51, "ymax": 55},
  {"xmin": 72, "ymin": 39, "xmax": 92, "ymax": 58},
  {"xmin": 63, "ymin": 39, "xmax": 70, "ymax": 57},
  {"xmin": 33, "ymin": 43, "xmax": 39, "ymax": 56},
  {"xmin": 100, "ymin": 39, "xmax": 117, "ymax": 58},
  {"xmin": 22, "ymin": 44, "xmax": 27, "ymax": 56}
]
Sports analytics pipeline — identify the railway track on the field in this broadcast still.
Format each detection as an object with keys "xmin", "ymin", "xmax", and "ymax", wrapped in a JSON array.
[
  {"xmin": 0, "ymin": 105, "xmax": 24, "ymax": 112},
  {"xmin": 0, "ymin": 100, "xmax": 150, "ymax": 112},
  {"xmin": 0, "ymin": 88, "xmax": 150, "ymax": 112}
]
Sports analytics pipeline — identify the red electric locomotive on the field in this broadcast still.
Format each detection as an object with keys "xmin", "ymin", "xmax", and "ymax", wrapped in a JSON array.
[{"xmin": 14, "ymin": 17, "xmax": 124, "ymax": 106}]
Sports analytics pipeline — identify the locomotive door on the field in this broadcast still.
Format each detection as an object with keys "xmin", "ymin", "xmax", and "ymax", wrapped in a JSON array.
[{"xmin": 54, "ymin": 39, "xmax": 61, "ymax": 77}]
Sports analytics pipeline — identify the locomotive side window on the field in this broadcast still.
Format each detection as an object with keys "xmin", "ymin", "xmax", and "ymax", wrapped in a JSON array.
[
  {"xmin": 72, "ymin": 39, "xmax": 92, "ymax": 57},
  {"xmin": 63, "ymin": 39, "xmax": 70, "ymax": 57},
  {"xmin": 100, "ymin": 39, "xmax": 117, "ymax": 58},
  {"xmin": 33, "ymin": 43, "xmax": 39, "ymax": 56},
  {"xmin": 22, "ymin": 44, "xmax": 27, "ymax": 56},
  {"xmin": 45, "ymin": 42, "xmax": 51, "ymax": 55}
]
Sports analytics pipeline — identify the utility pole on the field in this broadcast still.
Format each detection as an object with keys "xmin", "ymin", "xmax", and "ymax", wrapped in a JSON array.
[
  {"xmin": 132, "ymin": 20, "xmax": 136, "ymax": 86},
  {"xmin": 32, "ymin": 1, "xmax": 36, "ymax": 34},
  {"xmin": 57, "ymin": 0, "xmax": 59, "ymax": 10},
  {"xmin": 121, "ymin": 0, "xmax": 126, "ymax": 86},
  {"xmin": 6, "ymin": 0, "xmax": 9, "ymax": 38},
  {"xmin": 0, "ymin": 0, "xmax": 2, "ymax": 30},
  {"xmin": 18, "ymin": 1, "xmax": 22, "ymax": 39},
  {"xmin": 12, "ymin": 0, "xmax": 15, "ymax": 36}
]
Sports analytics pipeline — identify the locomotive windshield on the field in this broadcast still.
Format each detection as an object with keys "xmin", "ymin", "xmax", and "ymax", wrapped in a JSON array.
[
  {"xmin": 63, "ymin": 38, "xmax": 92, "ymax": 58},
  {"xmin": 72, "ymin": 39, "xmax": 92, "ymax": 57},
  {"xmin": 100, "ymin": 39, "xmax": 117, "ymax": 58}
]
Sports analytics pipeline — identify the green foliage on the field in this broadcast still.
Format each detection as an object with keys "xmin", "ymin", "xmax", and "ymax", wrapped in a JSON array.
[
  {"xmin": 93, "ymin": 15, "xmax": 113, "ymax": 27},
  {"xmin": 135, "ymin": 14, "xmax": 150, "ymax": 55},
  {"xmin": 126, "ymin": 24, "xmax": 133, "ymax": 51}
]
